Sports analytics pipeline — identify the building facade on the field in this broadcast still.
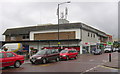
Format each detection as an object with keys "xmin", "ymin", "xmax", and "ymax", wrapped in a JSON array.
[{"xmin": 3, "ymin": 23, "xmax": 110, "ymax": 54}]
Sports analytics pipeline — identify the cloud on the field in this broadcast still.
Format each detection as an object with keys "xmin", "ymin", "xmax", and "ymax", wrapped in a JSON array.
[{"xmin": 0, "ymin": 2, "xmax": 118, "ymax": 41}]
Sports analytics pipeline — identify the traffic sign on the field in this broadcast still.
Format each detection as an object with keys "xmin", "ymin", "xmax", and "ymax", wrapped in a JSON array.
[{"xmin": 58, "ymin": 42, "xmax": 61, "ymax": 44}]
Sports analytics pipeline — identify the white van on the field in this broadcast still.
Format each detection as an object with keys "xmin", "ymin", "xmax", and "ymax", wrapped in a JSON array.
[
  {"xmin": 104, "ymin": 47, "xmax": 112, "ymax": 53},
  {"xmin": 2, "ymin": 43, "xmax": 23, "ymax": 52}
]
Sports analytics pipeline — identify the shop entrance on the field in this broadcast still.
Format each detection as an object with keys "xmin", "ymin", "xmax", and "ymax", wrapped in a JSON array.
[{"xmin": 82, "ymin": 46, "xmax": 89, "ymax": 54}]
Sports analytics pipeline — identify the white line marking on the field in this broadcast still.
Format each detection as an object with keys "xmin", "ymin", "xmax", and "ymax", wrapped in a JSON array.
[{"xmin": 85, "ymin": 65, "xmax": 101, "ymax": 72}]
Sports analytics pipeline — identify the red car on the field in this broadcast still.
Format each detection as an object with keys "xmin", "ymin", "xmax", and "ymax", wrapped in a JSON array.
[
  {"xmin": 0, "ymin": 51, "xmax": 24, "ymax": 68},
  {"xmin": 60, "ymin": 48, "xmax": 78, "ymax": 60}
]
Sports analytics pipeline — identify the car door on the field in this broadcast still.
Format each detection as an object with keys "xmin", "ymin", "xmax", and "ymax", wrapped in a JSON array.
[
  {"xmin": 73, "ymin": 50, "xmax": 78, "ymax": 57},
  {"xmin": 4, "ymin": 52, "xmax": 16, "ymax": 66},
  {"xmin": 46, "ymin": 50, "xmax": 52, "ymax": 61},
  {"xmin": 68, "ymin": 50, "xmax": 73, "ymax": 58},
  {"xmin": 0, "ymin": 52, "xmax": 6, "ymax": 67},
  {"xmin": 51, "ymin": 49, "xmax": 59, "ymax": 60}
]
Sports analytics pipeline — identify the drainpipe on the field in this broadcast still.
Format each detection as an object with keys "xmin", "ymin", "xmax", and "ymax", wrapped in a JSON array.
[{"xmin": 80, "ymin": 25, "xmax": 83, "ymax": 54}]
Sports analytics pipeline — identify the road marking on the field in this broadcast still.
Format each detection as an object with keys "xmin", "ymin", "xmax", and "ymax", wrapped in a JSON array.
[
  {"xmin": 84, "ymin": 65, "xmax": 101, "ymax": 72},
  {"xmin": 100, "ymin": 66, "xmax": 120, "ymax": 70},
  {"xmin": 32, "ymin": 64, "xmax": 50, "ymax": 67}
]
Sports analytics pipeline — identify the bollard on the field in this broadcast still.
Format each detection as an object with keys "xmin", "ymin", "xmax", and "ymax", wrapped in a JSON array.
[{"xmin": 109, "ymin": 53, "xmax": 111, "ymax": 62}]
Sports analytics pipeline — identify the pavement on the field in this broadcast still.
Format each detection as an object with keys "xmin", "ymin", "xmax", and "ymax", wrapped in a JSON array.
[
  {"xmin": 24, "ymin": 59, "xmax": 31, "ymax": 64},
  {"xmin": 102, "ymin": 53, "xmax": 119, "ymax": 70}
]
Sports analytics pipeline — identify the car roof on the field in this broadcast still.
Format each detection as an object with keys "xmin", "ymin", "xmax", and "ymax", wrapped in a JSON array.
[
  {"xmin": 64, "ymin": 48, "xmax": 76, "ymax": 50},
  {"xmin": 0, "ymin": 51, "xmax": 13, "ymax": 53}
]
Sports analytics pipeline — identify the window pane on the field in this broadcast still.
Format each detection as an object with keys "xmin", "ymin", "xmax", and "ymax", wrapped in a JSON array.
[
  {"xmin": 88, "ymin": 33, "xmax": 89, "ymax": 37},
  {"xmin": 0, "ymin": 53, "xmax": 4, "ymax": 58},
  {"xmin": 6, "ymin": 53, "xmax": 15, "ymax": 57},
  {"xmin": 27, "ymin": 35, "xmax": 29, "ymax": 38},
  {"xmin": 47, "ymin": 50, "xmax": 51, "ymax": 54}
]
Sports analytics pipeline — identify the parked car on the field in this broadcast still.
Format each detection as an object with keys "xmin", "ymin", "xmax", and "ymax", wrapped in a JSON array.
[
  {"xmin": 30, "ymin": 49, "xmax": 60, "ymax": 64},
  {"xmin": 92, "ymin": 49, "xmax": 102, "ymax": 55},
  {"xmin": 114, "ymin": 48, "xmax": 119, "ymax": 52},
  {"xmin": 60, "ymin": 49, "xmax": 78, "ymax": 60},
  {"xmin": 0, "ymin": 51, "xmax": 24, "ymax": 68},
  {"xmin": 104, "ymin": 47, "xmax": 112, "ymax": 53},
  {"xmin": 118, "ymin": 48, "xmax": 120, "ymax": 53}
]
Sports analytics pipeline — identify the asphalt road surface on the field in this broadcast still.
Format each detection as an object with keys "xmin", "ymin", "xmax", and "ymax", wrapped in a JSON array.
[{"xmin": 1, "ymin": 52, "xmax": 119, "ymax": 73}]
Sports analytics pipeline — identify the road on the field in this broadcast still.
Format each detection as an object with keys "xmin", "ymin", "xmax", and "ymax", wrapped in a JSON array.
[{"xmin": 1, "ymin": 52, "xmax": 119, "ymax": 73}]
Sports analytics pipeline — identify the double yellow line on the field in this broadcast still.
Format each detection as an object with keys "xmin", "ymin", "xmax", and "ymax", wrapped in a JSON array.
[
  {"xmin": 32, "ymin": 64, "xmax": 50, "ymax": 67},
  {"xmin": 100, "ymin": 65, "xmax": 120, "ymax": 70}
]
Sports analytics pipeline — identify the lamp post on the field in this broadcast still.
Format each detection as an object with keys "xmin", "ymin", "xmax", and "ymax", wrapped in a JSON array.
[{"xmin": 57, "ymin": 1, "xmax": 71, "ymax": 48}]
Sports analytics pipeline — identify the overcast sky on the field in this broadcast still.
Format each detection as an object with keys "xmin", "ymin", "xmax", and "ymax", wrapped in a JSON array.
[{"xmin": 0, "ymin": 0, "xmax": 118, "ymax": 41}]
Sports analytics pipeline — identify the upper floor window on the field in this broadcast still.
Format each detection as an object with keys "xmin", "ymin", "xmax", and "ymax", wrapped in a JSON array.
[
  {"xmin": 88, "ymin": 33, "xmax": 89, "ymax": 37},
  {"xmin": 94, "ymin": 34, "xmax": 95, "ymax": 38},
  {"xmin": 22, "ymin": 35, "xmax": 29, "ymax": 39},
  {"xmin": 11, "ymin": 36, "xmax": 16, "ymax": 41},
  {"xmin": 91, "ymin": 33, "xmax": 92, "ymax": 37}
]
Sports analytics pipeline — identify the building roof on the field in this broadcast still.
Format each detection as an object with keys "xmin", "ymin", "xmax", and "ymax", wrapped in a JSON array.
[{"xmin": 3, "ymin": 22, "xmax": 107, "ymax": 37}]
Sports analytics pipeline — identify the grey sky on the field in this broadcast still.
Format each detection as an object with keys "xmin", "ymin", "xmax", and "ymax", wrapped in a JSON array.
[{"xmin": 0, "ymin": 0, "xmax": 118, "ymax": 41}]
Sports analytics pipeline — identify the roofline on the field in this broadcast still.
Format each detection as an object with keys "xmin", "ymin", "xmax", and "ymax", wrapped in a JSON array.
[{"xmin": 2, "ymin": 22, "xmax": 107, "ymax": 37}]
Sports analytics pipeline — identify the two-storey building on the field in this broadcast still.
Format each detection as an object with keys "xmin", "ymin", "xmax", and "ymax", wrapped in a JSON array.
[{"xmin": 2, "ymin": 22, "xmax": 109, "ymax": 54}]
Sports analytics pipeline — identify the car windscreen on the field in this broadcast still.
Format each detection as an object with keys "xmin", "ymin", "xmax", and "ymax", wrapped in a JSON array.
[
  {"xmin": 60, "ymin": 50, "xmax": 68, "ymax": 53},
  {"xmin": 35, "ymin": 50, "xmax": 46, "ymax": 55},
  {"xmin": 0, "ymin": 53, "xmax": 4, "ymax": 58}
]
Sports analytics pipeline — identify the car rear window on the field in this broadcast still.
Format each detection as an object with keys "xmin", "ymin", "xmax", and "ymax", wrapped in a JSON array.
[
  {"xmin": 0, "ymin": 53, "xmax": 4, "ymax": 58},
  {"xmin": 60, "ymin": 50, "xmax": 68, "ymax": 53},
  {"xmin": 6, "ymin": 53, "xmax": 15, "ymax": 57}
]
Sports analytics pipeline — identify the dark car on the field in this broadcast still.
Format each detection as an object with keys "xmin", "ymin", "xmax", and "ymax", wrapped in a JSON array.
[
  {"xmin": 118, "ymin": 48, "xmax": 120, "ymax": 53},
  {"xmin": 92, "ymin": 49, "xmax": 102, "ymax": 55},
  {"xmin": 60, "ymin": 49, "xmax": 78, "ymax": 60},
  {"xmin": 30, "ymin": 49, "xmax": 60, "ymax": 64}
]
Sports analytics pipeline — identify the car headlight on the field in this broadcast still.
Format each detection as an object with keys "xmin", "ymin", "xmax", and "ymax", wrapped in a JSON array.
[
  {"xmin": 62, "ymin": 55, "xmax": 66, "ymax": 57},
  {"xmin": 37, "ymin": 57, "xmax": 42, "ymax": 59}
]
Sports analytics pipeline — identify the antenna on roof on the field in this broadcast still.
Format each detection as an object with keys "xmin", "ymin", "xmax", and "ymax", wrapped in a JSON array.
[{"xmin": 65, "ymin": 7, "xmax": 68, "ymax": 19}]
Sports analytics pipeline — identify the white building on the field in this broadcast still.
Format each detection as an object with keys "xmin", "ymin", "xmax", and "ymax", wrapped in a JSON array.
[{"xmin": 3, "ymin": 22, "xmax": 109, "ymax": 54}]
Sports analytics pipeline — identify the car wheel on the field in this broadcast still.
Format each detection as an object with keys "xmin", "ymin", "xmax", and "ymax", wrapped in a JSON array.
[
  {"xmin": 31, "ymin": 61, "xmax": 35, "ymax": 64},
  {"xmin": 42, "ymin": 59, "xmax": 47, "ymax": 64},
  {"xmin": 74, "ymin": 55, "xmax": 77, "ymax": 59},
  {"xmin": 56, "ymin": 57, "xmax": 60, "ymax": 62},
  {"xmin": 14, "ymin": 61, "xmax": 21, "ymax": 68}
]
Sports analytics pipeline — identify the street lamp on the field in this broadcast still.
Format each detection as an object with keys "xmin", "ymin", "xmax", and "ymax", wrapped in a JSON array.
[{"xmin": 57, "ymin": 1, "xmax": 71, "ymax": 48}]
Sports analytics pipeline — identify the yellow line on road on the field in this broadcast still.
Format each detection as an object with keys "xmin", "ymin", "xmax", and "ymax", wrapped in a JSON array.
[
  {"xmin": 32, "ymin": 64, "xmax": 50, "ymax": 67},
  {"xmin": 100, "ymin": 66, "xmax": 119, "ymax": 70}
]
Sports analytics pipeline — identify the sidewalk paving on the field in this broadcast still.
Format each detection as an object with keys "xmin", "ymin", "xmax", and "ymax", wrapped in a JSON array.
[
  {"xmin": 103, "ymin": 58, "xmax": 119, "ymax": 69},
  {"xmin": 24, "ymin": 59, "xmax": 31, "ymax": 64}
]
